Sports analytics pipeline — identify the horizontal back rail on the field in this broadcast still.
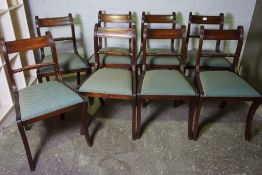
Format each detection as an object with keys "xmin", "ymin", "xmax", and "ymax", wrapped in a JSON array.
[
  {"xmin": 202, "ymin": 26, "xmax": 243, "ymax": 40},
  {"xmin": 36, "ymin": 15, "xmax": 72, "ymax": 27},
  {"xmin": 145, "ymin": 26, "xmax": 186, "ymax": 39},
  {"xmin": 5, "ymin": 36, "xmax": 50, "ymax": 53},
  {"xmin": 190, "ymin": 13, "xmax": 224, "ymax": 24},
  {"xmin": 96, "ymin": 26, "xmax": 135, "ymax": 39},
  {"xmin": 143, "ymin": 12, "xmax": 176, "ymax": 23}
]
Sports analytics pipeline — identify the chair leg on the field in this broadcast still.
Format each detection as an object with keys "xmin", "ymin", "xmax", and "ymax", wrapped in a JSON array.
[
  {"xmin": 132, "ymin": 98, "xmax": 137, "ymax": 140},
  {"xmin": 220, "ymin": 101, "xmax": 227, "ymax": 108},
  {"xmin": 193, "ymin": 99, "xmax": 203, "ymax": 141},
  {"xmin": 37, "ymin": 74, "xmax": 43, "ymax": 83},
  {"xmin": 81, "ymin": 103, "xmax": 92, "ymax": 146},
  {"xmin": 188, "ymin": 99, "xmax": 197, "ymax": 140},
  {"xmin": 245, "ymin": 101, "xmax": 260, "ymax": 141},
  {"xmin": 99, "ymin": 98, "xmax": 105, "ymax": 106},
  {"xmin": 77, "ymin": 72, "xmax": 81, "ymax": 85},
  {"xmin": 136, "ymin": 96, "xmax": 141, "ymax": 139},
  {"xmin": 17, "ymin": 121, "xmax": 35, "ymax": 171},
  {"xmin": 46, "ymin": 76, "xmax": 50, "ymax": 81}
]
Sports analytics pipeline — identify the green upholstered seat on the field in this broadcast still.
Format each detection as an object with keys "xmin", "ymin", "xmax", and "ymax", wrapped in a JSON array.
[
  {"xmin": 89, "ymin": 47, "xmax": 131, "ymax": 65},
  {"xmin": 99, "ymin": 47, "xmax": 129, "ymax": 53},
  {"xmin": 40, "ymin": 52, "xmax": 86, "ymax": 73},
  {"xmin": 200, "ymin": 71, "xmax": 261, "ymax": 97},
  {"xmin": 141, "ymin": 70, "xmax": 195, "ymax": 96},
  {"xmin": 138, "ymin": 48, "xmax": 179, "ymax": 65},
  {"xmin": 79, "ymin": 68, "xmax": 132, "ymax": 95},
  {"xmin": 186, "ymin": 49, "xmax": 231, "ymax": 67},
  {"xmin": 19, "ymin": 81, "xmax": 83, "ymax": 121}
]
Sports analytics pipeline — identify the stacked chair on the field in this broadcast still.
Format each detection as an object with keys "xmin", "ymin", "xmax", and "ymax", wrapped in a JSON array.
[
  {"xmin": 138, "ymin": 12, "xmax": 177, "ymax": 69},
  {"xmin": 35, "ymin": 13, "xmax": 88, "ymax": 85},
  {"xmin": 88, "ymin": 11, "xmax": 133, "ymax": 68},
  {"xmin": 186, "ymin": 12, "xmax": 231, "ymax": 70},
  {"xmin": 0, "ymin": 11, "xmax": 261, "ymax": 172}
]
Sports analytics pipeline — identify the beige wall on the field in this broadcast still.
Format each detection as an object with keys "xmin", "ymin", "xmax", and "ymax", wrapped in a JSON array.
[{"xmin": 25, "ymin": 0, "xmax": 256, "ymax": 57}]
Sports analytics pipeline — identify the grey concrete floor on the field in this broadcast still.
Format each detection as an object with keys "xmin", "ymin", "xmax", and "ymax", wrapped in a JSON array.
[
  {"xmin": 0, "ymin": 98, "xmax": 262, "ymax": 175},
  {"xmin": 0, "ymin": 76, "xmax": 262, "ymax": 175}
]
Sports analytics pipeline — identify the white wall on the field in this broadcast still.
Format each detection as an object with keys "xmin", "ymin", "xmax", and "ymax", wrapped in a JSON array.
[{"xmin": 27, "ymin": 0, "xmax": 256, "ymax": 57}]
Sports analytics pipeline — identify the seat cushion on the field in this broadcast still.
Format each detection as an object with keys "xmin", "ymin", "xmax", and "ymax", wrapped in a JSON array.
[
  {"xmin": 79, "ymin": 68, "xmax": 132, "ymax": 95},
  {"xmin": 186, "ymin": 49, "xmax": 231, "ymax": 67},
  {"xmin": 40, "ymin": 52, "xmax": 86, "ymax": 73},
  {"xmin": 138, "ymin": 48, "xmax": 179, "ymax": 66},
  {"xmin": 89, "ymin": 54, "xmax": 131, "ymax": 65},
  {"xmin": 19, "ymin": 81, "xmax": 83, "ymax": 121},
  {"xmin": 141, "ymin": 70, "xmax": 195, "ymax": 96},
  {"xmin": 200, "ymin": 71, "xmax": 261, "ymax": 97},
  {"xmin": 99, "ymin": 47, "xmax": 129, "ymax": 53}
]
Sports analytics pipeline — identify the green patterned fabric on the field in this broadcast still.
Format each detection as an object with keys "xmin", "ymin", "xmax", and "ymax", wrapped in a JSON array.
[
  {"xmin": 89, "ymin": 47, "xmax": 130, "ymax": 64},
  {"xmin": 89, "ymin": 54, "xmax": 131, "ymax": 64},
  {"xmin": 138, "ymin": 48, "xmax": 179, "ymax": 65},
  {"xmin": 40, "ymin": 52, "xmax": 86, "ymax": 73},
  {"xmin": 141, "ymin": 70, "xmax": 195, "ymax": 96},
  {"xmin": 19, "ymin": 81, "xmax": 83, "ymax": 121},
  {"xmin": 79, "ymin": 68, "xmax": 132, "ymax": 95},
  {"xmin": 99, "ymin": 47, "xmax": 129, "ymax": 53},
  {"xmin": 186, "ymin": 49, "xmax": 231, "ymax": 67},
  {"xmin": 200, "ymin": 71, "xmax": 261, "ymax": 97}
]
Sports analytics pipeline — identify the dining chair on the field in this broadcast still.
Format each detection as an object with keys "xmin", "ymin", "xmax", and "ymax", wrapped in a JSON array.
[
  {"xmin": 186, "ymin": 12, "xmax": 231, "ymax": 70},
  {"xmin": 79, "ymin": 24, "xmax": 138, "ymax": 139},
  {"xmin": 193, "ymin": 26, "xmax": 262, "ymax": 141},
  {"xmin": 35, "ymin": 13, "xmax": 88, "ymax": 85},
  {"xmin": 137, "ymin": 12, "xmax": 177, "ymax": 69},
  {"xmin": 0, "ymin": 32, "xmax": 92, "ymax": 171},
  {"xmin": 136, "ymin": 25, "xmax": 198, "ymax": 139},
  {"xmin": 88, "ymin": 11, "xmax": 133, "ymax": 68}
]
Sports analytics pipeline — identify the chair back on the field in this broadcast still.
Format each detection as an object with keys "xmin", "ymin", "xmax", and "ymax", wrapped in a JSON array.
[
  {"xmin": 187, "ymin": 12, "xmax": 224, "ymax": 51},
  {"xmin": 196, "ymin": 26, "xmax": 244, "ymax": 72},
  {"xmin": 35, "ymin": 13, "xmax": 77, "ymax": 59},
  {"xmin": 0, "ymin": 32, "xmax": 61, "ymax": 92},
  {"xmin": 93, "ymin": 23, "xmax": 137, "ymax": 68},
  {"xmin": 98, "ymin": 11, "xmax": 133, "ymax": 51},
  {"xmin": 141, "ymin": 12, "xmax": 176, "ymax": 50},
  {"xmin": 141, "ymin": 25, "xmax": 187, "ymax": 73}
]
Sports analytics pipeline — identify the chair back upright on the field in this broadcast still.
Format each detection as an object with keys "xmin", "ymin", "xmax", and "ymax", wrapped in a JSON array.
[
  {"xmin": 93, "ymin": 23, "xmax": 137, "ymax": 69},
  {"xmin": 141, "ymin": 12, "xmax": 176, "ymax": 51},
  {"xmin": 35, "ymin": 13, "xmax": 77, "ymax": 60},
  {"xmin": 0, "ymin": 32, "xmax": 61, "ymax": 91},
  {"xmin": 187, "ymin": 12, "xmax": 224, "ymax": 52},
  {"xmin": 98, "ymin": 11, "xmax": 133, "ymax": 50},
  {"xmin": 141, "ymin": 25, "xmax": 187, "ymax": 74},
  {"xmin": 196, "ymin": 26, "xmax": 244, "ymax": 73}
]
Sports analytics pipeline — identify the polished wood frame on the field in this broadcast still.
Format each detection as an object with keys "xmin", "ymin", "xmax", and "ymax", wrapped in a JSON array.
[
  {"xmin": 35, "ymin": 13, "xmax": 88, "ymax": 85},
  {"xmin": 136, "ymin": 25, "xmax": 198, "ymax": 139},
  {"xmin": 138, "ymin": 12, "xmax": 177, "ymax": 69},
  {"xmin": 88, "ymin": 11, "xmax": 133, "ymax": 68},
  {"xmin": 0, "ymin": 32, "xmax": 91, "ymax": 171},
  {"xmin": 186, "ymin": 12, "xmax": 229, "ymax": 70},
  {"xmin": 79, "ymin": 24, "xmax": 138, "ymax": 139},
  {"xmin": 193, "ymin": 26, "xmax": 262, "ymax": 141}
]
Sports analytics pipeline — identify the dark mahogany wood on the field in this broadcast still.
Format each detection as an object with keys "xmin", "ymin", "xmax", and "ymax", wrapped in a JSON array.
[
  {"xmin": 186, "ymin": 12, "xmax": 225, "ymax": 70},
  {"xmin": 0, "ymin": 32, "xmax": 92, "ymax": 171},
  {"xmin": 136, "ymin": 25, "xmax": 198, "ymax": 140},
  {"xmin": 80, "ymin": 24, "xmax": 137, "ymax": 140},
  {"xmin": 193, "ymin": 26, "xmax": 262, "ymax": 141},
  {"xmin": 35, "ymin": 13, "xmax": 88, "ymax": 85}
]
